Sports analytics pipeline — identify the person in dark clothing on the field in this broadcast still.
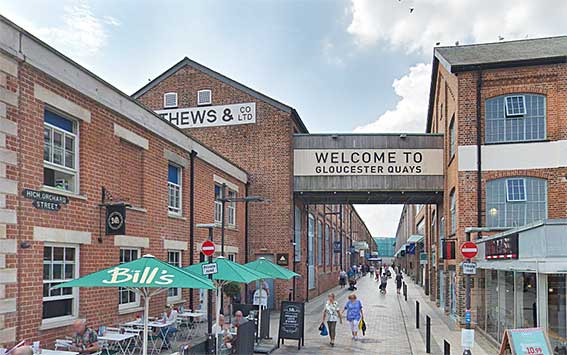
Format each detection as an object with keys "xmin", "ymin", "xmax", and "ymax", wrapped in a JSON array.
[{"xmin": 396, "ymin": 272, "xmax": 403, "ymax": 294}]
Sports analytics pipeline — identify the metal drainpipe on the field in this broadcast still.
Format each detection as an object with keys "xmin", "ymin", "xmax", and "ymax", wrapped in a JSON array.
[
  {"xmin": 476, "ymin": 70, "xmax": 483, "ymax": 227},
  {"xmin": 244, "ymin": 182, "xmax": 250, "ymax": 300},
  {"xmin": 189, "ymin": 150, "xmax": 197, "ymax": 311},
  {"xmin": 305, "ymin": 204, "xmax": 309, "ymax": 302}
]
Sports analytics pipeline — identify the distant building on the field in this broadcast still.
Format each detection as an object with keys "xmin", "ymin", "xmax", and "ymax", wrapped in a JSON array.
[{"xmin": 373, "ymin": 237, "xmax": 396, "ymax": 258}]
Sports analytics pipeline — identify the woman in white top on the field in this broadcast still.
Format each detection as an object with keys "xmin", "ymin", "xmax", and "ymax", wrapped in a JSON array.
[
  {"xmin": 321, "ymin": 293, "xmax": 342, "ymax": 347},
  {"xmin": 159, "ymin": 305, "xmax": 178, "ymax": 349}
]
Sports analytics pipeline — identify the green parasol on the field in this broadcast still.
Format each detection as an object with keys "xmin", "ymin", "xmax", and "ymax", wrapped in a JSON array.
[
  {"xmin": 54, "ymin": 254, "xmax": 214, "ymax": 355},
  {"xmin": 245, "ymin": 257, "xmax": 300, "ymax": 280}
]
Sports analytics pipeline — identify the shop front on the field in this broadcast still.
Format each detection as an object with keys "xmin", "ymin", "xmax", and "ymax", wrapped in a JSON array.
[{"xmin": 475, "ymin": 220, "xmax": 567, "ymax": 353}]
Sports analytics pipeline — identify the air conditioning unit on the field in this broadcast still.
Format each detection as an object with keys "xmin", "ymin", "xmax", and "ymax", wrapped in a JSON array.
[
  {"xmin": 163, "ymin": 92, "xmax": 178, "ymax": 108},
  {"xmin": 197, "ymin": 90, "xmax": 212, "ymax": 106}
]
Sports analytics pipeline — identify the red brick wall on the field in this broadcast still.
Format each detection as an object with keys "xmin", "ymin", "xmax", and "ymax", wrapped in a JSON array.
[{"xmin": 6, "ymin": 62, "xmax": 246, "ymax": 347}]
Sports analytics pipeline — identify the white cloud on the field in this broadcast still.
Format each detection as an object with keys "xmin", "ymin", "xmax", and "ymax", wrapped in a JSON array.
[
  {"xmin": 347, "ymin": 0, "xmax": 567, "ymax": 56},
  {"xmin": 354, "ymin": 62, "xmax": 430, "ymax": 133},
  {"xmin": 354, "ymin": 204, "xmax": 403, "ymax": 238},
  {"xmin": 26, "ymin": 1, "xmax": 119, "ymax": 58}
]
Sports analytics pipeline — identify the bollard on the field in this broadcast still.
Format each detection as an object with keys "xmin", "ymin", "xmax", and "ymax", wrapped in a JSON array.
[
  {"xmin": 416, "ymin": 301, "xmax": 420, "ymax": 329},
  {"xmin": 426, "ymin": 315, "xmax": 431, "ymax": 353},
  {"xmin": 444, "ymin": 339, "xmax": 450, "ymax": 355},
  {"xmin": 403, "ymin": 282, "xmax": 408, "ymax": 301}
]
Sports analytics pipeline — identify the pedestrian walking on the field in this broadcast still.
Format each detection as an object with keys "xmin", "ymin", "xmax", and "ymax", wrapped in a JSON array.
[
  {"xmin": 344, "ymin": 294, "xmax": 364, "ymax": 340},
  {"xmin": 339, "ymin": 270, "xmax": 347, "ymax": 288},
  {"xmin": 396, "ymin": 272, "xmax": 403, "ymax": 294},
  {"xmin": 321, "ymin": 293, "xmax": 342, "ymax": 347}
]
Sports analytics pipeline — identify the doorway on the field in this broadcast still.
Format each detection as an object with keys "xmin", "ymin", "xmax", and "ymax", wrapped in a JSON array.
[{"xmin": 255, "ymin": 254, "xmax": 275, "ymax": 309}]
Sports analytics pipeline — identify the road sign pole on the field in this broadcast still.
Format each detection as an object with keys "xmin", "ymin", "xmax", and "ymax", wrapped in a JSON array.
[
  {"xmin": 206, "ymin": 227, "xmax": 214, "ymax": 354},
  {"xmin": 464, "ymin": 231, "xmax": 472, "ymax": 355}
]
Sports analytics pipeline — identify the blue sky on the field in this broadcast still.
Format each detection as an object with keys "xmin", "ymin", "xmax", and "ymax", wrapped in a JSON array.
[{"xmin": 3, "ymin": 0, "xmax": 566, "ymax": 237}]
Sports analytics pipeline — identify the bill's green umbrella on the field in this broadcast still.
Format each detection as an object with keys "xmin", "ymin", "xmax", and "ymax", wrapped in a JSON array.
[
  {"xmin": 185, "ymin": 256, "xmax": 269, "ymax": 346},
  {"xmin": 54, "ymin": 254, "xmax": 214, "ymax": 355},
  {"xmin": 245, "ymin": 257, "xmax": 300, "ymax": 343},
  {"xmin": 245, "ymin": 257, "xmax": 300, "ymax": 280}
]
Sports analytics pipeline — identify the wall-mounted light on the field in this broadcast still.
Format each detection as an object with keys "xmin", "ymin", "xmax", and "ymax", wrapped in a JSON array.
[
  {"xmin": 20, "ymin": 241, "xmax": 31, "ymax": 249},
  {"xmin": 489, "ymin": 208, "xmax": 498, "ymax": 216}
]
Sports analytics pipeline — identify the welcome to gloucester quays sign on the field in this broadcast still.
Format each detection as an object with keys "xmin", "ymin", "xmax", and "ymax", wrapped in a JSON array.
[
  {"xmin": 156, "ymin": 102, "xmax": 256, "ymax": 129},
  {"xmin": 294, "ymin": 149, "xmax": 444, "ymax": 176}
]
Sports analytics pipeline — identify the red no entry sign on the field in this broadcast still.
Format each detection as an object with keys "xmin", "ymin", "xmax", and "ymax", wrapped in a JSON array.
[
  {"xmin": 461, "ymin": 242, "xmax": 478, "ymax": 259},
  {"xmin": 201, "ymin": 240, "xmax": 216, "ymax": 256}
]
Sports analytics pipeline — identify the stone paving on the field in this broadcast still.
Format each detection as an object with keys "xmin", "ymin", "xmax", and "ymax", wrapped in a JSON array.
[{"xmin": 270, "ymin": 270, "xmax": 498, "ymax": 355}]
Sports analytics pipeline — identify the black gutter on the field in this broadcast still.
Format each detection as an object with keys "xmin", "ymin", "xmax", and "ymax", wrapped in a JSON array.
[
  {"xmin": 189, "ymin": 150, "xmax": 197, "ymax": 310},
  {"xmin": 244, "ymin": 182, "xmax": 250, "ymax": 299},
  {"xmin": 305, "ymin": 204, "xmax": 309, "ymax": 302},
  {"xmin": 476, "ymin": 71, "xmax": 483, "ymax": 227},
  {"xmin": 450, "ymin": 56, "xmax": 567, "ymax": 73}
]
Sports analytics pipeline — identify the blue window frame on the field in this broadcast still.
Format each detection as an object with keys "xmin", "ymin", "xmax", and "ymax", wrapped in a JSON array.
[
  {"xmin": 486, "ymin": 177, "xmax": 547, "ymax": 228},
  {"xmin": 506, "ymin": 178, "xmax": 526, "ymax": 202},
  {"xmin": 167, "ymin": 164, "xmax": 181, "ymax": 214},
  {"xmin": 485, "ymin": 94, "xmax": 546, "ymax": 143}
]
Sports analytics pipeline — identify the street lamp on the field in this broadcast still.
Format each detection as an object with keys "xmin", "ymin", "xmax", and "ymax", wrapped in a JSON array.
[
  {"xmin": 196, "ymin": 223, "xmax": 215, "ymax": 353},
  {"xmin": 216, "ymin": 183, "xmax": 264, "ymax": 256}
]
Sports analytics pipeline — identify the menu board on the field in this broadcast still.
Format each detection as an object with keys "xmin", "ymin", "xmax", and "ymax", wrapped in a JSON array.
[
  {"xmin": 499, "ymin": 328, "xmax": 552, "ymax": 355},
  {"xmin": 277, "ymin": 301, "xmax": 305, "ymax": 350}
]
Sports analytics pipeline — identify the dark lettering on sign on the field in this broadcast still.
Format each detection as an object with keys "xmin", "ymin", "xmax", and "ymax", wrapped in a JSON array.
[
  {"xmin": 277, "ymin": 301, "xmax": 305, "ymax": 350},
  {"xmin": 485, "ymin": 233, "xmax": 519, "ymax": 260}
]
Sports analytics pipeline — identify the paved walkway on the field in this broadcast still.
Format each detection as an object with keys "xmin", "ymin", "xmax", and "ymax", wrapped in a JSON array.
[{"xmin": 270, "ymin": 271, "xmax": 498, "ymax": 355}]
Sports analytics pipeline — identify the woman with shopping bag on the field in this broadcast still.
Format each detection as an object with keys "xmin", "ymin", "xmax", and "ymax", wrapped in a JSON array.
[
  {"xmin": 321, "ymin": 293, "xmax": 342, "ymax": 346},
  {"xmin": 344, "ymin": 294, "xmax": 364, "ymax": 341}
]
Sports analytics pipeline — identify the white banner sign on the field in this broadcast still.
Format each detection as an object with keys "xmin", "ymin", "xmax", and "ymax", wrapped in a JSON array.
[
  {"xmin": 156, "ymin": 102, "xmax": 256, "ymax": 129},
  {"xmin": 462, "ymin": 262, "xmax": 477, "ymax": 275},
  {"xmin": 294, "ymin": 149, "xmax": 444, "ymax": 176},
  {"xmin": 202, "ymin": 262, "xmax": 218, "ymax": 275}
]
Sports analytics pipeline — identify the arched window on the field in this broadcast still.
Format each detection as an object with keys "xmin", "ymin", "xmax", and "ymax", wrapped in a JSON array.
[
  {"xmin": 485, "ymin": 94, "xmax": 546, "ymax": 143},
  {"xmin": 486, "ymin": 177, "xmax": 547, "ymax": 228}
]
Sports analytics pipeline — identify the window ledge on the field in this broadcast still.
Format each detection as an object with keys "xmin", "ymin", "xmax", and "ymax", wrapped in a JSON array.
[
  {"xmin": 40, "ymin": 317, "xmax": 84, "ymax": 331},
  {"xmin": 118, "ymin": 306, "xmax": 144, "ymax": 315},
  {"xmin": 41, "ymin": 186, "xmax": 87, "ymax": 200},
  {"xmin": 127, "ymin": 206, "xmax": 147, "ymax": 213},
  {"xmin": 167, "ymin": 298, "xmax": 186, "ymax": 305},
  {"xmin": 168, "ymin": 213, "xmax": 186, "ymax": 220}
]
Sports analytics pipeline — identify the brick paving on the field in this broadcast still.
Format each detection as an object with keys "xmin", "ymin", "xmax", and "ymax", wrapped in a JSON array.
[{"xmin": 270, "ymin": 270, "xmax": 498, "ymax": 355}]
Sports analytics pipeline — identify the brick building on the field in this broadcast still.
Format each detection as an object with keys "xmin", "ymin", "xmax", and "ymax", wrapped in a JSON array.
[
  {"xmin": 133, "ymin": 57, "xmax": 374, "ymax": 305},
  {"xmin": 396, "ymin": 36, "xmax": 567, "ymax": 347},
  {"xmin": 0, "ymin": 17, "xmax": 249, "ymax": 346}
]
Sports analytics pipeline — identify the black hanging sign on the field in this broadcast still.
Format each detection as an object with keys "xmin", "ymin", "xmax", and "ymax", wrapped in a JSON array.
[
  {"xmin": 276, "ymin": 253, "xmax": 289, "ymax": 266},
  {"xmin": 22, "ymin": 188, "xmax": 69, "ymax": 211},
  {"xmin": 333, "ymin": 240, "xmax": 342, "ymax": 253},
  {"xmin": 105, "ymin": 204, "xmax": 126, "ymax": 235},
  {"xmin": 442, "ymin": 240, "xmax": 456, "ymax": 260},
  {"xmin": 277, "ymin": 301, "xmax": 305, "ymax": 350}
]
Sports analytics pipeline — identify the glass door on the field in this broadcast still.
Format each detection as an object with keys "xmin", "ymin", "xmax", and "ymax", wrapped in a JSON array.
[
  {"xmin": 547, "ymin": 274, "xmax": 567, "ymax": 353},
  {"xmin": 308, "ymin": 214, "xmax": 315, "ymax": 289}
]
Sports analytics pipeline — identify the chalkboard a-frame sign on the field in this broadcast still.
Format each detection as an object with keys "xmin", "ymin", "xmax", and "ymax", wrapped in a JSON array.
[{"xmin": 277, "ymin": 301, "xmax": 305, "ymax": 350}]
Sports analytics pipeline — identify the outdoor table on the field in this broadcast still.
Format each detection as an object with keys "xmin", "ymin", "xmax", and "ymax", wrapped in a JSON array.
[
  {"xmin": 98, "ymin": 332, "xmax": 137, "ymax": 355},
  {"xmin": 177, "ymin": 312, "xmax": 205, "ymax": 341},
  {"xmin": 41, "ymin": 350, "xmax": 79, "ymax": 355},
  {"xmin": 123, "ymin": 319, "xmax": 175, "ymax": 354}
]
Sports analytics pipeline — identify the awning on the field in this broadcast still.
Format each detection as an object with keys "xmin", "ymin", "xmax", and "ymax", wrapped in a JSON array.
[
  {"xmin": 477, "ymin": 258, "xmax": 567, "ymax": 274},
  {"xmin": 394, "ymin": 244, "xmax": 408, "ymax": 257},
  {"xmin": 407, "ymin": 235, "xmax": 424, "ymax": 244}
]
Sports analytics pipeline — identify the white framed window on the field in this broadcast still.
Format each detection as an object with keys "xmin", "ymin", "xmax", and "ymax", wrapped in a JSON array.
[
  {"xmin": 450, "ymin": 189, "xmax": 456, "ymax": 234},
  {"xmin": 168, "ymin": 164, "xmax": 182, "ymax": 215},
  {"xmin": 42, "ymin": 244, "xmax": 79, "ymax": 323},
  {"xmin": 294, "ymin": 206, "xmax": 302, "ymax": 262},
  {"xmin": 43, "ymin": 110, "xmax": 79, "ymax": 193},
  {"xmin": 505, "ymin": 95, "xmax": 526, "ymax": 117},
  {"xmin": 227, "ymin": 253, "xmax": 236, "ymax": 262},
  {"xmin": 167, "ymin": 250, "xmax": 182, "ymax": 303},
  {"xmin": 163, "ymin": 92, "xmax": 178, "ymax": 108},
  {"xmin": 227, "ymin": 189, "xmax": 236, "ymax": 226},
  {"xmin": 214, "ymin": 184, "xmax": 223, "ymax": 224},
  {"xmin": 506, "ymin": 178, "xmax": 527, "ymax": 202},
  {"xmin": 197, "ymin": 90, "xmax": 212, "ymax": 106},
  {"xmin": 119, "ymin": 248, "xmax": 140, "ymax": 310}
]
